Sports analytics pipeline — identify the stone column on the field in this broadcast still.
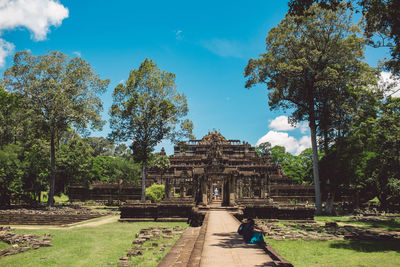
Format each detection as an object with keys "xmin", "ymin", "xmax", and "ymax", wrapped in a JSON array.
[
  {"xmin": 229, "ymin": 176, "xmax": 235, "ymax": 206},
  {"xmin": 201, "ymin": 176, "xmax": 208, "ymax": 205},
  {"xmin": 220, "ymin": 180, "xmax": 224, "ymax": 202},
  {"xmin": 183, "ymin": 185, "xmax": 187, "ymax": 197},
  {"xmin": 164, "ymin": 178, "xmax": 171, "ymax": 199},
  {"xmin": 239, "ymin": 178, "xmax": 242, "ymax": 199},
  {"xmin": 261, "ymin": 176, "xmax": 265, "ymax": 198}
]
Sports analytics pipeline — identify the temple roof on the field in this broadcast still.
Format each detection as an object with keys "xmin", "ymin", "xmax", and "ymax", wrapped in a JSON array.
[{"xmin": 201, "ymin": 130, "xmax": 227, "ymax": 143}]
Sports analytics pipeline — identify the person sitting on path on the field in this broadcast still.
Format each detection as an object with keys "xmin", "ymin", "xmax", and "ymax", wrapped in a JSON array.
[{"xmin": 238, "ymin": 218, "xmax": 266, "ymax": 245}]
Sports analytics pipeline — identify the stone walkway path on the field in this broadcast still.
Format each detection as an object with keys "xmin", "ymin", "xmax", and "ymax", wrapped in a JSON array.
[
  {"xmin": 158, "ymin": 227, "xmax": 201, "ymax": 267},
  {"xmin": 200, "ymin": 210, "xmax": 275, "ymax": 267}
]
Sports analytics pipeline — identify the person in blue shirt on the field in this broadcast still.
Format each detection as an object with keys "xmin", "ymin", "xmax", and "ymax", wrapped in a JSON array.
[{"xmin": 239, "ymin": 218, "xmax": 266, "ymax": 245}]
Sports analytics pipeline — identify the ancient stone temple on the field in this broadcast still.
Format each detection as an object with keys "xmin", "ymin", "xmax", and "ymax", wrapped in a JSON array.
[
  {"xmin": 120, "ymin": 131, "xmax": 315, "ymax": 225},
  {"xmin": 147, "ymin": 130, "xmax": 314, "ymax": 206}
]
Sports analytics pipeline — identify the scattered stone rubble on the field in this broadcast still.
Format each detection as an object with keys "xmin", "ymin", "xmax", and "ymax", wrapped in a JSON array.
[
  {"xmin": 0, "ymin": 226, "xmax": 53, "ymax": 257},
  {"xmin": 258, "ymin": 220, "xmax": 400, "ymax": 241},
  {"xmin": 0, "ymin": 206, "xmax": 106, "ymax": 215},
  {"xmin": 351, "ymin": 213, "xmax": 400, "ymax": 223},
  {"xmin": 117, "ymin": 226, "xmax": 184, "ymax": 266},
  {"xmin": 0, "ymin": 207, "xmax": 111, "ymax": 225}
]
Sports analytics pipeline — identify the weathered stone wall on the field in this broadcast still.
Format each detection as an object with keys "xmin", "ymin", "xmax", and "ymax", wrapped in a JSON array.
[
  {"xmin": 240, "ymin": 204, "xmax": 314, "ymax": 221},
  {"xmin": 119, "ymin": 200, "xmax": 207, "ymax": 226},
  {"xmin": 0, "ymin": 208, "xmax": 106, "ymax": 225},
  {"xmin": 120, "ymin": 203, "xmax": 194, "ymax": 220},
  {"xmin": 68, "ymin": 184, "xmax": 141, "ymax": 202}
]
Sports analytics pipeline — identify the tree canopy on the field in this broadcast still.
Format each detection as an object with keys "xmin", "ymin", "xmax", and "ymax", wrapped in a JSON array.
[
  {"xmin": 245, "ymin": 3, "xmax": 373, "ymax": 214},
  {"xmin": 3, "ymin": 51, "xmax": 109, "ymax": 206},
  {"xmin": 288, "ymin": 0, "xmax": 400, "ymax": 75},
  {"xmin": 109, "ymin": 58, "xmax": 193, "ymax": 202}
]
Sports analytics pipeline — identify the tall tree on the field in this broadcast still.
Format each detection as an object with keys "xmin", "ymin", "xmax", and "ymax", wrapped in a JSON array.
[
  {"xmin": 288, "ymin": 0, "xmax": 400, "ymax": 75},
  {"xmin": 244, "ymin": 4, "xmax": 369, "ymax": 214},
  {"xmin": 369, "ymin": 96, "xmax": 400, "ymax": 208},
  {"xmin": 109, "ymin": 58, "xmax": 193, "ymax": 203},
  {"xmin": 3, "ymin": 51, "xmax": 109, "ymax": 206}
]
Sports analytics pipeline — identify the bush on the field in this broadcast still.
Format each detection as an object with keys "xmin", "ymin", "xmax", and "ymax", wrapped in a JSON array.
[{"xmin": 145, "ymin": 184, "xmax": 165, "ymax": 203}]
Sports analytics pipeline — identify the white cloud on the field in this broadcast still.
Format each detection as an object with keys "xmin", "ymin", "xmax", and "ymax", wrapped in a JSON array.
[
  {"xmin": 0, "ymin": 0, "xmax": 69, "ymax": 40},
  {"xmin": 72, "ymin": 51, "xmax": 81, "ymax": 57},
  {"xmin": 299, "ymin": 123, "xmax": 308, "ymax": 134},
  {"xmin": 297, "ymin": 135, "xmax": 312, "ymax": 155},
  {"xmin": 175, "ymin": 30, "xmax": 183, "ymax": 40},
  {"xmin": 202, "ymin": 38, "xmax": 243, "ymax": 58},
  {"xmin": 268, "ymin": 115, "xmax": 296, "ymax": 131},
  {"xmin": 0, "ymin": 38, "xmax": 14, "ymax": 66},
  {"xmin": 268, "ymin": 115, "xmax": 309, "ymax": 133},
  {"xmin": 0, "ymin": 0, "xmax": 68, "ymax": 67},
  {"xmin": 379, "ymin": 71, "xmax": 400, "ymax": 98},
  {"xmin": 256, "ymin": 130, "xmax": 311, "ymax": 155}
]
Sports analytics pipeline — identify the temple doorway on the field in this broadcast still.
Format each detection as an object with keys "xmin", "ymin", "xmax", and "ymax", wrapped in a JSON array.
[{"xmin": 212, "ymin": 185, "xmax": 222, "ymax": 201}]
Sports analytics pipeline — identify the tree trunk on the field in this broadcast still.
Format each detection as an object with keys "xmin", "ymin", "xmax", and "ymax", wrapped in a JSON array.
[
  {"xmin": 47, "ymin": 128, "xmax": 56, "ymax": 207},
  {"xmin": 323, "ymin": 126, "xmax": 335, "ymax": 215},
  {"xmin": 326, "ymin": 191, "xmax": 335, "ymax": 215},
  {"xmin": 310, "ymin": 120, "xmax": 322, "ymax": 215},
  {"xmin": 141, "ymin": 163, "xmax": 146, "ymax": 203}
]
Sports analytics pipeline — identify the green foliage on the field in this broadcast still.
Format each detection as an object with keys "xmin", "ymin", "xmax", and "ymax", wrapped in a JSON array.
[
  {"xmin": 0, "ymin": 86, "xmax": 21, "ymax": 147},
  {"xmin": 362, "ymin": 0, "xmax": 400, "ymax": 75},
  {"xmin": 145, "ymin": 184, "xmax": 165, "ymax": 203},
  {"xmin": 368, "ymin": 97, "xmax": 400, "ymax": 207},
  {"xmin": 56, "ymin": 137, "xmax": 94, "ymax": 191},
  {"xmin": 86, "ymin": 137, "xmax": 115, "ymax": 157},
  {"xmin": 151, "ymin": 153, "xmax": 170, "ymax": 174},
  {"xmin": 40, "ymin": 192, "xmax": 69, "ymax": 204},
  {"xmin": 90, "ymin": 156, "xmax": 117, "ymax": 183},
  {"xmin": 22, "ymin": 139, "xmax": 50, "ymax": 202},
  {"xmin": 0, "ymin": 144, "xmax": 24, "ymax": 205},
  {"xmin": 268, "ymin": 146, "xmax": 316, "ymax": 184},
  {"xmin": 114, "ymin": 143, "xmax": 130, "ymax": 158},
  {"xmin": 110, "ymin": 158, "xmax": 141, "ymax": 185},
  {"xmin": 109, "ymin": 58, "xmax": 193, "ymax": 202},
  {"xmin": 288, "ymin": 0, "xmax": 400, "ymax": 74},
  {"xmin": 89, "ymin": 155, "xmax": 141, "ymax": 185},
  {"xmin": 255, "ymin": 142, "xmax": 271, "ymax": 156},
  {"xmin": 3, "ymin": 50, "xmax": 110, "ymax": 206},
  {"xmin": 109, "ymin": 58, "xmax": 193, "ymax": 162},
  {"xmin": 245, "ymin": 3, "xmax": 375, "ymax": 214}
]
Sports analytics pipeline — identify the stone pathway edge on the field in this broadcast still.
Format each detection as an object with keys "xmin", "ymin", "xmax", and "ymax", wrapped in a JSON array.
[
  {"xmin": 157, "ymin": 212, "xmax": 209, "ymax": 267},
  {"xmin": 188, "ymin": 211, "xmax": 209, "ymax": 267}
]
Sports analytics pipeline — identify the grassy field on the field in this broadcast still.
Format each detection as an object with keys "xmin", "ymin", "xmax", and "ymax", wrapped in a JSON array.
[
  {"xmin": 269, "ymin": 238, "xmax": 400, "ymax": 267},
  {"xmin": 40, "ymin": 192, "xmax": 70, "ymax": 204},
  {"xmin": 315, "ymin": 216, "xmax": 400, "ymax": 231},
  {"xmin": 0, "ymin": 221, "xmax": 187, "ymax": 267},
  {"xmin": 266, "ymin": 215, "xmax": 400, "ymax": 267}
]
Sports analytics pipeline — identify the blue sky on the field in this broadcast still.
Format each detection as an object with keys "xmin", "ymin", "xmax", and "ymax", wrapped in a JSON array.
[{"xmin": 0, "ymin": 0, "xmax": 392, "ymax": 155}]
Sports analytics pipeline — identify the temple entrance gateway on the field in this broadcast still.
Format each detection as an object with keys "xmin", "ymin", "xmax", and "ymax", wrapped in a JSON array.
[{"xmin": 146, "ymin": 130, "xmax": 315, "ymax": 207}]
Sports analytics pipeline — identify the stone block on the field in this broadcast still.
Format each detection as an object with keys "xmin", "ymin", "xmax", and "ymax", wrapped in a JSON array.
[{"xmin": 133, "ymin": 238, "xmax": 146, "ymax": 244}]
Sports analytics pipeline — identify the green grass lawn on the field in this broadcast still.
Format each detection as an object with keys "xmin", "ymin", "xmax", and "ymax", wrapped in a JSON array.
[
  {"xmin": 315, "ymin": 216, "xmax": 400, "ymax": 231},
  {"xmin": 40, "ymin": 191, "xmax": 70, "ymax": 204},
  {"xmin": 269, "ymin": 238, "xmax": 400, "ymax": 267},
  {"xmin": 0, "ymin": 221, "xmax": 187, "ymax": 267}
]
